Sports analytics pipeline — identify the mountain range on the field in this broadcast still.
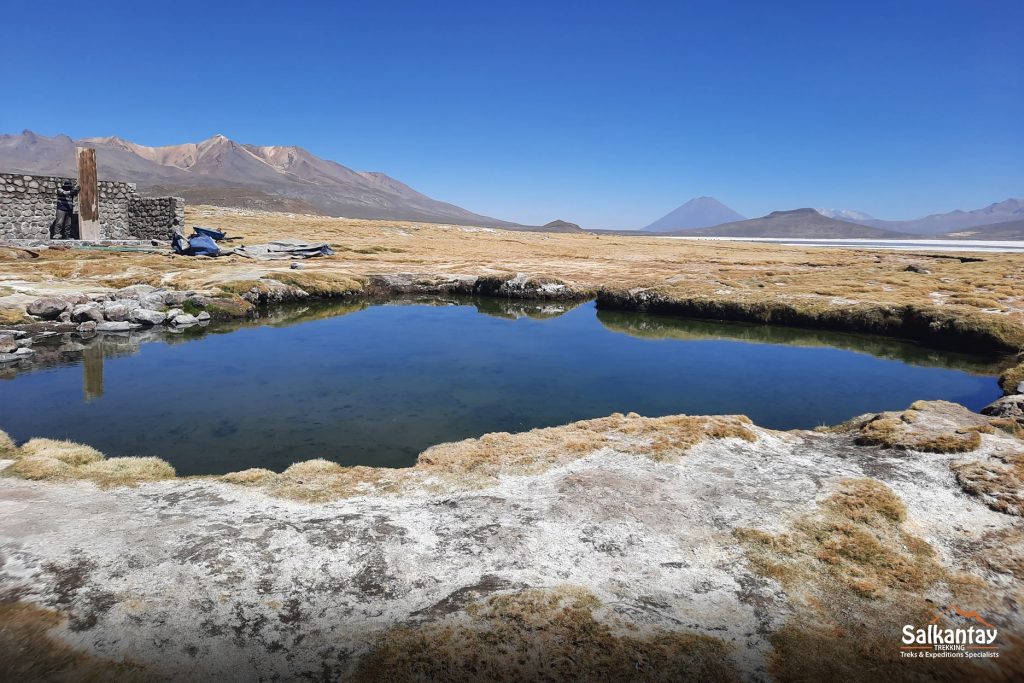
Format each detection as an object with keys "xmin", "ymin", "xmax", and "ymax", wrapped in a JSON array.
[
  {"xmin": 668, "ymin": 208, "xmax": 907, "ymax": 239},
  {"xmin": 0, "ymin": 130, "xmax": 512, "ymax": 226},
  {"xmin": 645, "ymin": 197, "xmax": 1024, "ymax": 239}
]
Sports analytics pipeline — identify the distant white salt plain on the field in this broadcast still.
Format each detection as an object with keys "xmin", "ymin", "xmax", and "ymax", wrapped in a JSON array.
[{"xmin": 659, "ymin": 236, "xmax": 1024, "ymax": 253}]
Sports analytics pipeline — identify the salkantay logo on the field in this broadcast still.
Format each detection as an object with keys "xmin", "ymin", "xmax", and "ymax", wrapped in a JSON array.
[{"xmin": 901, "ymin": 606, "xmax": 1000, "ymax": 659}]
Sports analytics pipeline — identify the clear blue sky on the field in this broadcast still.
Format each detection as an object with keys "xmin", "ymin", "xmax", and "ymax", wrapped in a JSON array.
[{"xmin": 2, "ymin": 1, "xmax": 1021, "ymax": 228}]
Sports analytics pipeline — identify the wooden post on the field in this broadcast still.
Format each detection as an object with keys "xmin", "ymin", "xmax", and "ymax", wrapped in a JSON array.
[{"xmin": 76, "ymin": 147, "xmax": 101, "ymax": 240}]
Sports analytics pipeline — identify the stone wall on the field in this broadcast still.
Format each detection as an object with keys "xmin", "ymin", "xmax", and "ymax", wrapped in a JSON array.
[{"xmin": 0, "ymin": 172, "xmax": 183, "ymax": 241}]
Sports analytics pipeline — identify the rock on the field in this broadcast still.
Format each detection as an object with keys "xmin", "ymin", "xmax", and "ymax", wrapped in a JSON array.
[
  {"xmin": 905, "ymin": 264, "xmax": 931, "ymax": 274},
  {"xmin": 116, "ymin": 284, "xmax": 157, "ymax": 300},
  {"xmin": 163, "ymin": 291, "xmax": 189, "ymax": 306},
  {"xmin": 1018, "ymin": 381, "xmax": 1024, "ymax": 394},
  {"xmin": 0, "ymin": 335, "xmax": 15, "ymax": 354},
  {"xmin": 130, "ymin": 308, "xmax": 167, "ymax": 326},
  {"xmin": 57, "ymin": 311, "xmax": 72, "ymax": 323},
  {"xmin": 186, "ymin": 294, "xmax": 208, "ymax": 309},
  {"xmin": 165, "ymin": 308, "xmax": 185, "ymax": 320},
  {"xmin": 139, "ymin": 293, "xmax": 167, "ymax": 311},
  {"xmin": 981, "ymin": 395, "xmax": 1024, "ymax": 421},
  {"xmin": 196, "ymin": 311, "xmax": 211, "ymax": 322},
  {"xmin": 27, "ymin": 297, "xmax": 69, "ymax": 320},
  {"xmin": 96, "ymin": 321, "xmax": 137, "ymax": 332},
  {"xmin": 171, "ymin": 314, "xmax": 199, "ymax": 326},
  {"xmin": 77, "ymin": 321, "xmax": 98, "ymax": 334},
  {"xmin": 290, "ymin": 262, "xmax": 303, "ymax": 270},
  {"xmin": 72, "ymin": 304, "xmax": 104, "ymax": 323},
  {"xmin": 102, "ymin": 300, "xmax": 139, "ymax": 321},
  {"xmin": 13, "ymin": 347, "xmax": 33, "ymax": 357},
  {"xmin": 0, "ymin": 353, "xmax": 20, "ymax": 364}
]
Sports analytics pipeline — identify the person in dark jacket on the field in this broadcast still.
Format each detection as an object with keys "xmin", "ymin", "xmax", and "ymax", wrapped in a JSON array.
[{"xmin": 49, "ymin": 180, "xmax": 80, "ymax": 239}]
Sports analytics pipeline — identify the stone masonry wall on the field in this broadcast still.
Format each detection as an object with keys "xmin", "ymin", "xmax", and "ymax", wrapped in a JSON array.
[{"xmin": 0, "ymin": 172, "xmax": 183, "ymax": 241}]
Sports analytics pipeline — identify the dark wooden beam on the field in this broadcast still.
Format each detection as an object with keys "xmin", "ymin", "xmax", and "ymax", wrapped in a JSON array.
[{"xmin": 76, "ymin": 147, "xmax": 100, "ymax": 240}]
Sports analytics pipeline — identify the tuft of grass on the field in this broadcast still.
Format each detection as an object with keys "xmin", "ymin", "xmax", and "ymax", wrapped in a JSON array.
[
  {"xmin": 220, "ymin": 467, "xmax": 276, "ymax": 485},
  {"xmin": 1000, "ymin": 359, "xmax": 1024, "ymax": 396},
  {"xmin": 77, "ymin": 457, "xmax": 176, "ymax": 487},
  {"xmin": 3, "ymin": 438, "xmax": 175, "ymax": 488},
  {"xmin": 20, "ymin": 438, "xmax": 104, "ymax": 466},
  {"xmin": 354, "ymin": 586, "xmax": 740, "ymax": 683},
  {"xmin": 0, "ymin": 428, "xmax": 16, "ymax": 455},
  {"xmin": 734, "ymin": 478, "xmax": 1005, "ymax": 681},
  {"xmin": 282, "ymin": 458, "xmax": 347, "ymax": 477},
  {"xmin": 0, "ymin": 601, "xmax": 148, "ymax": 682},
  {"xmin": 952, "ymin": 452, "xmax": 1024, "ymax": 516},
  {"xmin": 849, "ymin": 401, "xmax": 988, "ymax": 453}
]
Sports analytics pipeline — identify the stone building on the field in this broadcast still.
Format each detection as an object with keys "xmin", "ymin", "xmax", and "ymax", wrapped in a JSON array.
[{"xmin": 0, "ymin": 172, "xmax": 184, "ymax": 241}]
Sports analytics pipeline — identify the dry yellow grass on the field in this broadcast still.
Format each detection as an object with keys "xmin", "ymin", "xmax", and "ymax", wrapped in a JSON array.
[
  {"xmin": 1000, "ymin": 357, "xmax": 1024, "ymax": 395},
  {"xmin": 0, "ymin": 601, "xmax": 147, "ymax": 682},
  {"xmin": 2, "ymin": 437, "xmax": 175, "ymax": 488},
  {"xmin": 735, "ymin": 478, "xmax": 1017, "ymax": 681},
  {"xmin": 0, "ymin": 428, "xmax": 16, "ymax": 455},
  {"xmin": 844, "ymin": 400, "xmax": 994, "ymax": 453},
  {"xmin": 354, "ymin": 586, "xmax": 739, "ymax": 683},
  {"xmin": 20, "ymin": 438, "xmax": 104, "ymax": 466},
  {"xmin": 952, "ymin": 451, "xmax": 1024, "ymax": 516}
]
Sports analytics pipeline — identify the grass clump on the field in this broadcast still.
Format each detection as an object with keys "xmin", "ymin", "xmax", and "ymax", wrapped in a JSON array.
[
  {"xmin": 0, "ymin": 601, "xmax": 147, "ymax": 682},
  {"xmin": 952, "ymin": 452, "xmax": 1024, "ymax": 516},
  {"xmin": 734, "ymin": 478, "xmax": 1004, "ymax": 681},
  {"xmin": 0, "ymin": 428, "xmax": 16, "ymax": 455},
  {"xmin": 1000, "ymin": 358, "xmax": 1024, "ymax": 396},
  {"xmin": 3, "ymin": 437, "xmax": 175, "ymax": 488},
  {"xmin": 265, "ymin": 270, "xmax": 362, "ymax": 297},
  {"xmin": 20, "ymin": 438, "xmax": 104, "ymax": 466},
  {"xmin": 354, "ymin": 586, "xmax": 739, "ymax": 683},
  {"xmin": 849, "ymin": 401, "xmax": 988, "ymax": 453}
]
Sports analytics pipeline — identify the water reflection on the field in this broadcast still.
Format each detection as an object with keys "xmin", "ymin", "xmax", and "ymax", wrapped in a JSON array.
[{"xmin": 596, "ymin": 310, "xmax": 1009, "ymax": 375}]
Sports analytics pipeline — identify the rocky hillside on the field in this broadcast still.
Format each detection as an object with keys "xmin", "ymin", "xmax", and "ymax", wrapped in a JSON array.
[{"xmin": 0, "ymin": 130, "xmax": 510, "ymax": 226}]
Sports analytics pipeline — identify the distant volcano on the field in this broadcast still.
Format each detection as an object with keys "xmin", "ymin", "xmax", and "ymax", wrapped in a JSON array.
[
  {"xmin": 642, "ymin": 197, "xmax": 746, "ymax": 231},
  {"xmin": 670, "ymin": 208, "xmax": 908, "ymax": 238}
]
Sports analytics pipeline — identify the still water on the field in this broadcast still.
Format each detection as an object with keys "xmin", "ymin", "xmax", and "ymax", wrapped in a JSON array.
[{"xmin": 0, "ymin": 298, "xmax": 1003, "ymax": 475}]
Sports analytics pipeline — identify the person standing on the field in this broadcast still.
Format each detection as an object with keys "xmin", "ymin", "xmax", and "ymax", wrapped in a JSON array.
[{"xmin": 49, "ymin": 179, "xmax": 80, "ymax": 240}]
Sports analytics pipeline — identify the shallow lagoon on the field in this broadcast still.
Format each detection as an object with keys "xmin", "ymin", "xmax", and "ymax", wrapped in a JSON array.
[{"xmin": 0, "ymin": 297, "xmax": 1004, "ymax": 475}]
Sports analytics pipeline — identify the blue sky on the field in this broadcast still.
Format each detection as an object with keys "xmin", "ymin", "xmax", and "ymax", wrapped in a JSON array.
[{"xmin": 2, "ymin": 1, "xmax": 1021, "ymax": 228}]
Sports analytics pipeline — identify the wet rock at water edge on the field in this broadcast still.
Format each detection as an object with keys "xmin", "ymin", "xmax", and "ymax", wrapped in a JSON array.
[
  {"xmin": 27, "ymin": 297, "xmax": 69, "ymax": 319},
  {"xmin": 170, "ymin": 313, "xmax": 199, "ymax": 326},
  {"xmin": 0, "ymin": 335, "xmax": 16, "ymax": 354},
  {"xmin": 96, "ymin": 321, "xmax": 139, "ymax": 332},
  {"xmin": 196, "ymin": 311, "xmax": 211, "ymax": 322},
  {"xmin": 981, "ymin": 394, "xmax": 1024, "ymax": 422},
  {"xmin": 72, "ymin": 303, "xmax": 104, "ymax": 324},
  {"xmin": 165, "ymin": 308, "xmax": 184, "ymax": 320},
  {"xmin": 77, "ymin": 321, "xmax": 98, "ymax": 335},
  {"xmin": 130, "ymin": 308, "xmax": 167, "ymax": 326}
]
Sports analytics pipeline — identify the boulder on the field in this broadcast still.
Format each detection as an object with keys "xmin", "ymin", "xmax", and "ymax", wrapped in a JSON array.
[
  {"xmin": 96, "ymin": 321, "xmax": 137, "ymax": 332},
  {"xmin": 130, "ymin": 308, "xmax": 167, "ymax": 326},
  {"xmin": 196, "ymin": 311, "xmax": 211, "ymax": 322},
  {"xmin": 0, "ymin": 335, "xmax": 16, "ymax": 354},
  {"xmin": 77, "ymin": 321, "xmax": 98, "ymax": 335},
  {"xmin": 102, "ymin": 300, "xmax": 139, "ymax": 321},
  {"xmin": 165, "ymin": 308, "xmax": 185, "ymax": 320},
  {"xmin": 163, "ymin": 291, "xmax": 189, "ymax": 306},
  {"xmin": 27, "ymin": 297, "xmax": 69, "ymax": 320},
  {"xmin": 139, "ymin": 293, "xmax": 167, "ymax": 311},
  {"xmin": 13, "ymin": 347, "xmax": 33, "ymax": 357},
  {"xmin": 170, "ymin": 314, "xmax": 199, "ymax": 326},
  {"xmin": 186, "ymin": 294, "xmax": 208, "ymax": 309},
  {"xmin": 115, "ymin": 284, "xmax": 157, "ymax": 300},
  {"xmin": 981, "ymin": 395, "xmax": 1024, "ymax": 421},
  {"xmin": 57, "ymin": 311, "xmax": 72, "ymax": 323},
  {"xmin": 72, "ymin": 304, "xmax": 104, "ymax": 323}
]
